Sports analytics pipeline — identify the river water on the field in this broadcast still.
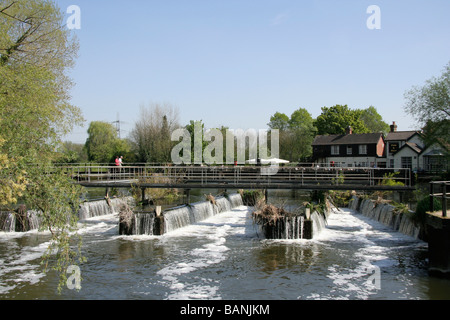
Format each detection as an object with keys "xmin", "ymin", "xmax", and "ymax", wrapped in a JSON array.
[{"xmin": 1, "ymin": 192, "xmax": 449, "ymax": 300}]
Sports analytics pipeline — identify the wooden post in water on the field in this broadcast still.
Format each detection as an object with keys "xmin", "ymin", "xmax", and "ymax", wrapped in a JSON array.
[
  {"xmin": 141, "ymin": 187, "xmax": 146, "ymax": 204},
  {"xmin": 430, "ymin": 182, "xmax": 434, "ymax": 213},
  {"xmin": 184, "ymin": 189, "xmax": 191, "ymax": 205},
  {"xmin": 154, "ymin": 206, "xmax": 165, "ymax": 235},
  {"xmin": 442, "ymin": 182, "xmax": 447, "ymax": 218}
]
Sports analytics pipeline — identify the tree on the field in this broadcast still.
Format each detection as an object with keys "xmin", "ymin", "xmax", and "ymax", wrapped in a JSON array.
[
  {"xmin": 404, "ymin": 62, "xmax": 450, "ymax": 156},
  {"xmin": 360, "ymin": 106, "xmax": 390, "ymax": 134},
  {"xmin": 85, "ymin": 121, "xmax": 119, "ymax": 163},
  {"xmin": 56, "ymin": 141, "xmax": 88, "ymax": 164},
  {"xmin": 287, "ymin": 108, "xmax": 316, "ymax": 161},
  {"xmin": 314, "ymin": 105, "xmax": 369, "ymax": 135},
  {"xmin": 130, "ymin": 102, "xmax": 180, "ymax": 163},
  {"xmin": 268, "ymin": 112, "xmax": 290, "ymax": 131},
  {"xmin": 0, "ymin": 0, "xmax": 84, "ymax": 292},
  {"xmin": 268, "ymin": 108, "xmax": 316, "ymax": 162}
]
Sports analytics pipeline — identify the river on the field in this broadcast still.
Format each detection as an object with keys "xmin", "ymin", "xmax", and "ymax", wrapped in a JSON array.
[{"xmin": 0, "ymin": 190, "xmax": 449, "ymax": 300}]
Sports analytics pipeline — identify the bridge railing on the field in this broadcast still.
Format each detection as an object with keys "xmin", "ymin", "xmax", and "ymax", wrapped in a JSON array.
[
  {"xmin": 58, "ymin": 164, "xmax": 412, "ymax": 188},
  {"xmin": 429, "ymin": 181, "xmax": 450, "ymax": 217}
]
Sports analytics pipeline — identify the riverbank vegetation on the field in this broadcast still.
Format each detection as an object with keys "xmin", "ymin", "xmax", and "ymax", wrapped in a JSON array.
[{"xmin": 0, "ymin": 0, "xmax": 85, "ymax": 292}]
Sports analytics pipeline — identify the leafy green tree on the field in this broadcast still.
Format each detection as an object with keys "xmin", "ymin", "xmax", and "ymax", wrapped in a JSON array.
[
  {"xmin": 85, "ymin": 121, "xmax": 118, "ymax": 163},
  {"xmin": 287, "ymin": 108, "xmax": 316, "ymax": 161},
  {"xmin": 360, "ymin": 106, "xmax": 390, "ymax": 134},
  {"xmin": 268, "ymin": 112, "xmax": 290, "ymax": 131},
  {"xmin": 268, "ymin": 108, "xmax": 316, "ymax": 162},
  {"xmin": 404, "ymin": 62, "xmax": 450, "ymax": 157},
  {"xmin": 0, "ymin": 0, "xmax": 84, "ymax": 292},
  {"xmin": 85, "ymin": 121, "xmax": 132, "ymax": 164},
  {"xmin": 56, "ymin": 141, "xmax": 88, "ymax": 164},
  {"xmin": 314, "ymin": 104, "xmax": 369, "ymax": 135}
]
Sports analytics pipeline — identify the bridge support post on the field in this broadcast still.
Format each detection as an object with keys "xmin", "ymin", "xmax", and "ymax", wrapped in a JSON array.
[
  {"xmin": 184, "ymin": 189, "xmax": 191, "ymax": 205},
  {"xmin": 141, "ymin": 187, "xmax": 146, "ymax": 204}
]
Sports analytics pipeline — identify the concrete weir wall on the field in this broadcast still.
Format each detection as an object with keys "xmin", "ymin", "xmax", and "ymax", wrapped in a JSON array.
[
  {"xmin": 348, "ymin": 196, "xmax": 421, "ymax": 239},
  {"xmin": 426, "ymin": 213, "xmax": 450, "ymax": 277}
]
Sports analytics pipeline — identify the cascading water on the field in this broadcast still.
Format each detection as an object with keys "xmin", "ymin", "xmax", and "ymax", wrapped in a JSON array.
[
  {"xmin": 163, "ymin": 205, "xmax": 194, "ymax": 233},
  {"xmin": 133, "ymin": 212, "xmax": 156, "ymax": 235},
  {"xmin": 214, "ymin": 197, "xmax": 232, "ymax": 214},
  {"xmin": 348, "ymin": 195, "xmax": 421, "ymax": 239},
  {"xmin": 227, "ymin": 193, "xmax": 244, "ymax": 208},
  {"xmin": 78, "ymin": 197, "xmax": 130, "ymax": 220},
  {"xmin": 284, "ymin": 215, "xmax": 305, "ymax": 239},
  {"xmin": 0, "ymin": 212, "xmax": 14, "ymax": 232},
  {"xmin": 310, "ymin": 211, "xmax": 326, "ymax": 237},
  {"xmin": 155, "ymin": 193, "xmax": 244, "ymax": 235},
  {"xmin": 254, "ymin": 209, "xmax": 329, "ymax": 240},
  {"xmin": 0, "ymin": 210, "xmax": 40, "ymax": 232}
]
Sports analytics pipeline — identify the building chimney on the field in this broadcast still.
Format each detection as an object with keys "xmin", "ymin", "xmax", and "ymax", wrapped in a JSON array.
[
  {"xmin": 345, "ymin": 126, "xmax": 353, "ymax": 135},
  {"xmin": 390, "ymin": 121, "xmax": 397, "ymax": 133}
]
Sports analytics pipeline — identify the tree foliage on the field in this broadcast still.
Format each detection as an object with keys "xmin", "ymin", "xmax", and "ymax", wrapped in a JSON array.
[
  {"xmin": 360, "ymin": 106, "xmax": 390, "ymax": 134},
  {"xmin": 268, "ymin": 108, "xmax": 316, "ymax": 162},
  {"xmin": 314, "ymin": 104, "xmax": 389, "ymax": 135},
  {"xmin": 314, "ymin": 105, "xmax": 369, "ymax": 135},
  {"xmin": 0, "ymin": 0, "xmax": 85, "ymax": 292},
  {"xmin": 130, "ymin": 102, "xmax": 180, "ymax": 163}
]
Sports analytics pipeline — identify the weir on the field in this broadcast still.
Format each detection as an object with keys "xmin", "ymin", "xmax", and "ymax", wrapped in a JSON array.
[
  {"xmin": 348, "ymin": 195, "xmax": 421, "ymax": 239},
  {"xmin": 120, "ymin": 193, "xmax": 244, "ymax": 236},
  {"xmin": 0, "ymin": 197, "xmax": 134, "ymax": 232},
  {"xmin": 252, "ymin": 208, "xmax": 329, "ymax": 240},
  {"xmin": 78, "ymin": 197, "xmax": 132, "ymax": 220},
  {"xmin": 0, "ymin": 210, "xmax": 40, "ymax": 232}
]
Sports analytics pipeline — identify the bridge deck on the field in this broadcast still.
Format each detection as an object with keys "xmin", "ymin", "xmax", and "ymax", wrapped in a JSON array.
[{"xmin": 61, "ymin": 165, "xmax": 414, "ymax": 191}]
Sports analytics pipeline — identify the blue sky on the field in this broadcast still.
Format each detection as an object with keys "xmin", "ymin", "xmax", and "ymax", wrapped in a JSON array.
[{"xmin": 58, "ymin": 0, "xmax": 450, "ymax": 144}]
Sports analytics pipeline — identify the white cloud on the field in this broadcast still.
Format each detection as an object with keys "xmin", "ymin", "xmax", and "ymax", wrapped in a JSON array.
[{"xmin": 271, "ymin": 13, "xmax": 289, "ymax": 26}]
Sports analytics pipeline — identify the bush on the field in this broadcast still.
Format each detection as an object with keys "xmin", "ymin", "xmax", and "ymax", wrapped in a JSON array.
[
  {"xmin": 414, "ymin": 195, "xmax": 442, "ymax": 225},
  {"xmin": 239, "ymin": 190, "xmax": 264, "ymax": 206}
]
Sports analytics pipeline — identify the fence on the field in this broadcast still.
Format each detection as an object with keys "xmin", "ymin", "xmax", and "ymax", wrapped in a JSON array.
[
  {"xmin": 429, "ymin": 181, "xmax": 450, "ymax": 217},
  {"xmin": 58, "ymin": 164, "xmax": 412, "ymax": 189}
]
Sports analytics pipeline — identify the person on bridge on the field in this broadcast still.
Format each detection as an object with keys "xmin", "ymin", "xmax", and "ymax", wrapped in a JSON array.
[{"xmin": 115, "ymin": 156, "xmax": 120, "ymax": 166}]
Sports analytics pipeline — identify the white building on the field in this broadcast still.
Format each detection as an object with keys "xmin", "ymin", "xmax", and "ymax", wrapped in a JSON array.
[{"xmin": 385, "ymin": 122, "xmax": 448, "ymax": 173}]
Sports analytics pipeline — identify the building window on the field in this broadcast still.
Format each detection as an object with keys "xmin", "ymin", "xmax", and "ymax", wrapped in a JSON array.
[
  {"xmin": 347, "ymin": 146, "xmax": 352, "ymax": 155},
  {"xmin": 331, "ymin": 145, "xmax": 339, "ymax": 155},
  {"xmin": 389, "ymin": 159, "xmax": 394, "ymax": 168},
  {"xmin": 401, "ymin": 157, "xmax": 412, "ymax": 169},
  {"xmin": 359, "ymin": 145, "xmax": 367, "ymax": 155}
]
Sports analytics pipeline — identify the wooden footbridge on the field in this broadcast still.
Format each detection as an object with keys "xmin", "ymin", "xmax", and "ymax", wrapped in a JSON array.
[{"xmin": 60, "ymin": 164, "xmax": 414, "ymax": 192}]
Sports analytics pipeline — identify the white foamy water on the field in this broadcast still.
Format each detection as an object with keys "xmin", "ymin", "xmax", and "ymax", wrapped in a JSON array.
[
  {"xmin": 308, "ymin": 207, "xmax": 427, "ymax": 300},
  {"xmin": 153, "ymin": 206, "xmax": 253, "ymax": 300}
]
